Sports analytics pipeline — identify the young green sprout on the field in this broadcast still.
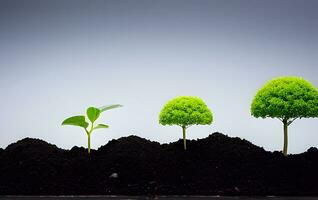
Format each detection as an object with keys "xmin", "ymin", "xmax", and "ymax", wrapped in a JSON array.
[{"xmin": 62, "ymin": 104, "xmax": 122, "ymax": 154}]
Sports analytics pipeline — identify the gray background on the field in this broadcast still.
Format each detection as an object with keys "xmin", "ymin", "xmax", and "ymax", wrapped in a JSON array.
[{"xmin": 0, "ymin": 0, "xmax": 317, "ymax": 153}]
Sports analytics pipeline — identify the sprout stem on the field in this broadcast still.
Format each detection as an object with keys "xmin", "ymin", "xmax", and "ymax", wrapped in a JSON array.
[
  {"xmin": 87, "ymin": 122, "xmax": 94, "ymax": 154},
  {"xmin": 88, "ymin": 134, "xmax": 91, "ymax": 154}
]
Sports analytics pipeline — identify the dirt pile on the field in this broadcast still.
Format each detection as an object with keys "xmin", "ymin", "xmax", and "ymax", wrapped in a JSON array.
[{"xmin": 0, "ymin": 133, "xmax": 317, "ymax": 195}]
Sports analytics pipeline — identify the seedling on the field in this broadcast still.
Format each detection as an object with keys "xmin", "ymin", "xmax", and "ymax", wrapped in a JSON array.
[
  {"xmin": 62, "ymin": 104, "xmax": 122, "ymax": 154},
  {"xmin": 251, "ymin": 77, "xmax": 318, "ymax": 156},
  {"xmin": 159, "ymin": 96, "xmax": 213, "ymax": 150}
]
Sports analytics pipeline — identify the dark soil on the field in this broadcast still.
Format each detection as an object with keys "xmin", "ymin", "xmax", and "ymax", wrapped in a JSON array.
[{"xmin": 0, "ymin": 132, "xmax": 318, "ymax": 196}]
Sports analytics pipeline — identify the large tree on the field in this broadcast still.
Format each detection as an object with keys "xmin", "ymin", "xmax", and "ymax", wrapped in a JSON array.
[
  {"xmin": 251, "ymin": 77, "xmax": 318, "ymax": 156},
  {"xmin": 159, "ymin": 96, "xmax": 213, "ymax": 150}
]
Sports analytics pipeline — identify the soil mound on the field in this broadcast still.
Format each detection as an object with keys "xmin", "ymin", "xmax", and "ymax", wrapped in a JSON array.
[
  {"xmin": 0, "ymin": 133, "xmax": 317, "ymax": 195},
  {"xmin": 0, "ymin": 138, "xmax": 67, "ymax": 194},
  {"xmin": 94, "ymin": 136, "xmax": 161, "ymax": 195}
]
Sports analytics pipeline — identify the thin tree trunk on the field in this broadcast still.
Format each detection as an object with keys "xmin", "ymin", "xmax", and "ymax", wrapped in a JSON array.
[
  {"xmin": 182, "ymin": 126, "xmax": 187, "ymax": 150},
  {"xmin": 283, "ymin": 119, "xmax": 288, "ymax": 156}
]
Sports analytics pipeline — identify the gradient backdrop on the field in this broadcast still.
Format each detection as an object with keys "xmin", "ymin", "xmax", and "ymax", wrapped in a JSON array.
[{"xmin": 1, "ymin": 0, "xmax": 317, "ymax": 153}]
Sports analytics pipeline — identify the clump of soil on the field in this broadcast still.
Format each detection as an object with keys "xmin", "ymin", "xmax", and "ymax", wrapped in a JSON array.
[
  {"xmin": 0, "ymin": 132, "xmax": 317, "ymax": 196},
  {"xmin": 0, "ymin": 148, "xmax": 3, "ymax": 163}
]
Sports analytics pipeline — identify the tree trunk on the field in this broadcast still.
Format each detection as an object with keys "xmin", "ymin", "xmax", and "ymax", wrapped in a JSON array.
[
  {"xmin": 182, "ymin": 126, "xmax": 187, "ymax": 150},
  {"xmin": 283, "ymin": 119, "xmax": 288, "ymax": 156}
]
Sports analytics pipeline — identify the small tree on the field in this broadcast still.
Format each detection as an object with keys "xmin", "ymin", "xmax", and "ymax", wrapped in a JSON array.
[
  {"xmin": 251, "ymin": 77, "xmax": 318, "ymax": 156},
  {"xmin": 159, "ymin": 96, "xmax": 213, "ymax": 150},
  {"xmin": 62, "ymin": 104, "xmax": 122, "ymax": 154}
]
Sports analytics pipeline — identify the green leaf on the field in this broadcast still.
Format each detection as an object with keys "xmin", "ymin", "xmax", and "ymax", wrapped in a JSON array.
[
  {"xmin": 62, "ymin": 116, "xmax": 89, "ymax": 129},
  {"xmin": 94, "ymin": 124, "xmax": 109, "ymax": 130},
  {"xmin": 86, "ymin": 107, "xmax": 101, "ymax": 123},
  {"xmin": 99, "ymin": 104, "xmax": 123, "ymax": 113}
]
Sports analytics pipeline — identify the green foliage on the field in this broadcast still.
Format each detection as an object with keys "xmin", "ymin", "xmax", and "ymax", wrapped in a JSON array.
[
  {"xmin": 62, "ymin": 104, "xmax": 122, "ymax": 154},
  {"xmin": 159, "ymin": 96, "xmax": 213, "ymax": 127},
  {"xmin": 251, "ymin": 76, "xmax": 318, "ymax": 119},
  {"xmin": 159, "ymin": 96, "xmax": 213, "ymax": 150},
  {"xmin": 87, "ymin": 107, "xmax": 101, "ymax": 123},
  {"xmin": 94, "ymin": 124, "xmax": 109, "ymax": 130},
  {"xmin": 62, "ymin": 116, "xmax": 89, "ymax": 129},
  {"xmin": 99, "ymin": 104, "xmax": 123, "ymax": 113},
  {"xmin": 251, "ymin": 76, "xmax": 318, "ymax": 156}
]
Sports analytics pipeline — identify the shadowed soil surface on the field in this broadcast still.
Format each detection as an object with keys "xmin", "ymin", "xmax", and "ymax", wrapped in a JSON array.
[
  {"xmin": 1, "ymin": 196, "xmax": 318, "ymax": 200},
  {"xmin": 0, "ymin": 132, "xmax": 318, "ymax": 196}
]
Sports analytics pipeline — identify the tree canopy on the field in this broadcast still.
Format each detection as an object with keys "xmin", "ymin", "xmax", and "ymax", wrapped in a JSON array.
[
  {"xmin": 251, "ymin": 77, "xmax": 318, "ymax": 120},
  {"xmin": 159, "ymin": 96, "xmax": 213, "ymax": 127}
]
